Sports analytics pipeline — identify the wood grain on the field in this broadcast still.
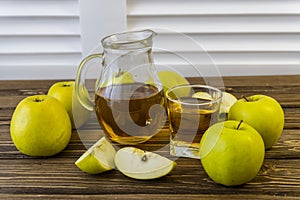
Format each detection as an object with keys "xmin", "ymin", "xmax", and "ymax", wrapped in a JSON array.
[{"xmin": 0, "ymin": 75, "xmax": 299, "ymax": 199}]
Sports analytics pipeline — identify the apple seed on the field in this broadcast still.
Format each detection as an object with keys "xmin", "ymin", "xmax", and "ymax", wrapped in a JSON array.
[{"xmin": 142, "ymin": 151, "xmax": 147, "ymax": 162}]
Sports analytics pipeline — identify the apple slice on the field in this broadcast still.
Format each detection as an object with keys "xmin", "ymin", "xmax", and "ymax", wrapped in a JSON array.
[
  {"xmin": 220, "ymin": 92, "xmax": 237, "ymax": 113},
  {"xmin": 115, "ymin": 147, "xmax": 176, "ymax": 180},
  {"xmin": 192, "ymin": 92, "xmax": 213, "ymax": 101},
  {"xmin": 75, "ymin": 137, "xmax": 116, "ymax": 174}
]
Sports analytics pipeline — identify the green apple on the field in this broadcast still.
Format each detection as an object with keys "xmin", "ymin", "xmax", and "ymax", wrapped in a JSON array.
[
  {"xmin": 115, "ymin": 147, "xmax": 176, "ymax": 180},
  {"xmin": 48, "ymin": 81, "xmax": 91, "ymax": 129},
  {"xmin": 228, "ymin": 95, "xmax": 284, "ymax": 149},
  {"xmin": 102, "ymin": 71, "xmax": 135, "ymax": 87},
  {"xmin": 75, "ymin": 137, "xmax": 116, "ymax": 174},
  {"xmin": 158, "ymin": 70, "xmax": 190, "ymax": 96},
  {"xmin": 200, "ymin": 120, "xmax": 265, "ymax": 186},
  {"xmin": 10, "ymin": 95, "xmax": 72, "ymax": 157}
]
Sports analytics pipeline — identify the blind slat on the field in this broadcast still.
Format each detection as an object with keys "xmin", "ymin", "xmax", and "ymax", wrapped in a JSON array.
[
  {"xmin": 1, "ymin": 65, "xmax": 78, "ymax": 80},
  {"xmin": 162, "ymin": 64, "xmax": 300, "ymax": 77},
  {"xmin": 0, "ymin": 0, "xmax": 78, "ymax": 16},
  {"xmin": 128, "ymin": 0, "xmax": 300, "ymax": 16},
  {"xmin": 153, "ymin": 52, "xmax": 300, "ymax": 66},
  {"xmin": 0, "ymin": 36, "xmax": 81, "ymax": 54},
  {"xmin": 154, "ymin": 33, "xmax": 300, "ymax": 52},
  {"xmin": 128, "ymin": 15, "xmax": 300, "ymax": 33},
  {"xmin": 0, "ymin": 53, "xmax": 81, "ymax": 66},
  {"xmin": 0, "ymin": 17, "xmax": 80, "ymax": 35}
]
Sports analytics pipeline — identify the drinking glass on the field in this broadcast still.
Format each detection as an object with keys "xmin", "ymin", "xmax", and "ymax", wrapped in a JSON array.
[{"xmin": 166, "ymin": 85, "xmax": 223, "ymax": 159}]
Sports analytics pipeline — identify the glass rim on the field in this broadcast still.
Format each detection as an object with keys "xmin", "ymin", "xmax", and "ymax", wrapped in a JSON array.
[{"xmin": 165, "ymin": 84, "xmax": 223, "ymax": 106}]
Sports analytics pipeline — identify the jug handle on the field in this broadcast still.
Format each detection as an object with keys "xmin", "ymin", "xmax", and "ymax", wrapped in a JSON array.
[{"xmin": 75, "ymin": 53, "xmax": 103, "ymax": 111}]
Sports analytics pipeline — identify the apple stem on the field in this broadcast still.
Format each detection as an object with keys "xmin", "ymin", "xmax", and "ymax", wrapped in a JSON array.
[
  {"xmin": 237, "ymin": 120, "xmax": 243, "ymax": 130},
  {"xmin": 34, "ymin": 98, "xmax": 44, "ymax": 102},
  {"xmin": 241, "ymin": 95, "xmax": 249, "ymax": 102}
]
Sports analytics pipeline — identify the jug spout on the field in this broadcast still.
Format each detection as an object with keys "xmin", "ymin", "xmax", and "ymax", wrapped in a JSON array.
[
  {"xmin": 142, "ymin": 29, "xmax": 157, "ymax": 39},
  {"xmin": 101, "ymin": 29, "xmax": 157, "ymax": 51}
]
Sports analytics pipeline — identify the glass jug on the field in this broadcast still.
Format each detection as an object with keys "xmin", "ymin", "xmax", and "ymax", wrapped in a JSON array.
[{"xmin": 75, "ymin": 29, "xmax": 166, "ymax": 145}]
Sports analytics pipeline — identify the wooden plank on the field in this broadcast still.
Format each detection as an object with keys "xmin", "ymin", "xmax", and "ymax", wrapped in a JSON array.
[
  {"xmin": 0, "ymin": 75, "xmax": 299, "ymax": 90},
  {"xmin": 2, "ymin": 93, "xmax": 300, "ymax": 109},
  {"xmin": 0, "ymin": 158, "xmax": 298, "ymax": 196},
  {"xmin": 1, "ymin": 76, "xmax": 299, "ymax": 109},
  {"xmin": 223, "ymin": 75, "xmax": 300, "ymax": 87},
  {"xmin": 0, "ymin": 194, "xmax": 299, "ymax": 200},
  {"xmin": 0, "ymin": 127, "xmax": 299, "ymax": 159},
  {"xmin": 0, "ymin": 75, "xmax": 298, "ymax": 89},
  {"xmin": 2, "ymin": 107, "xmax": 300, "ymax": 130},
  {"xmin": 0, "ymin": 80, "xmax": 59, "ymax": 90}
]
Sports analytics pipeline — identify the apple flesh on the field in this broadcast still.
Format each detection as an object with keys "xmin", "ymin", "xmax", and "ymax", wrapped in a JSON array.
[
  {"xmin": 115, "ymin": 147, "xmax": 176, "ymax": 180},
  {"xmin": 228, "ymin": 95, "xmax": 284, "ymax": 149},
  {"xmin": 192, "ymin": 92, "xmax": 213, "ymax": 100},
  {"xmin": 220, "ymin": 92, "xmax": 237, "ymax": 114},
  {"xmin": 200, "ymin": 120, "xmax": 265, "ymax": 186},
  {"xmin": 75, "ymin": 137, "xmax": 116, "ymax": 174},
  {"xmin": 10, "ymin": 95, "xmax": 72, "ymax": 157}
]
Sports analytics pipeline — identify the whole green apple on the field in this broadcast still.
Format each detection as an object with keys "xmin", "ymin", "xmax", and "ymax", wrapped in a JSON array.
[
  {"xmin": 48, "ymin": 81, "xmax": 91, "ymax": 129},
  {"xmin": 158, "ymin": 70, "xmax": 190, "ymax": 96},
  {"xmin": 10, "ymin": 95, "xmax": 72, "ymax": 157},
  {"xmin": 103, "ymin": 71, "xmax": 135, "ymax": 87},
  {"xmin": 228, "ymin": 94, "xmax": 284, "ymax": 149},
  {"xmin": 200, "ymin": 120, "xmax": 265, "ymax": 186}
]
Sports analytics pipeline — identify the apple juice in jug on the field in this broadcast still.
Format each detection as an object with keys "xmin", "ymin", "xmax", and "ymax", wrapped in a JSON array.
[{"xmin": 95, "ymin": 83, "xmax": 165, "ymax": 145}]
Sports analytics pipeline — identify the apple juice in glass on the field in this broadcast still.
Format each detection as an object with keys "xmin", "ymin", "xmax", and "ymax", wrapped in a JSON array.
[{"xmin": 166, "ymin": 85, "xmax": 222, "ymax": 159}]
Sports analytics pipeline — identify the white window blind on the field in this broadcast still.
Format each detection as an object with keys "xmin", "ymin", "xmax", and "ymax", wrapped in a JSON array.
[
  {"xmin": 127, "ymin": 0, "xmax": 300, "ymax": 76},
  {"xmin": 1, "ymin": 0, "xmax": 299, "ymax": 79},
  {"xmin": 0, "ymin": 0, "xmax": 81, "ymax": 80}
]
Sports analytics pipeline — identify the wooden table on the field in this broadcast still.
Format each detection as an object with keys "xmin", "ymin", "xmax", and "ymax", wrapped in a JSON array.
[{"xmin": 0, "ymin": 75, "xmax": 299, "ymax": 199}]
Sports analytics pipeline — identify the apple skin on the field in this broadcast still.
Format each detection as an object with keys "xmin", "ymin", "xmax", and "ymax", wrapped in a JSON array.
[
  {"xmin": 228, "ymin": 95, "xmax": 284, "ymax": 149},
  {"xmin": 10, "ymin": 95, "xmax": 72, "ymax": 157},
  {"xmin": 158, "ymin": 71, "xmax": 190, "ymax": 96},
  {"xmin": 75, "ymin": 137, "xmax": 116, "ymax": 174},
  {"xmin": 200, "ymin": 120, "xmax": 265, "ymax": 186},
  {"xmin": 103, "ymin": 71, "xmax": 135, "ymax": 86},
  {"xmin": 48, "ymin": 81, "xmax": 91, "ymax": 129}
]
